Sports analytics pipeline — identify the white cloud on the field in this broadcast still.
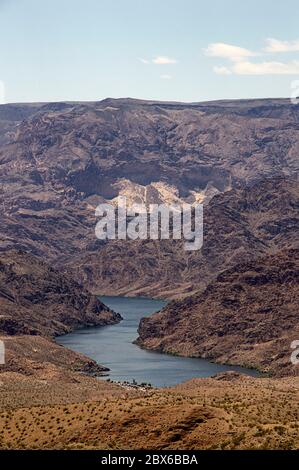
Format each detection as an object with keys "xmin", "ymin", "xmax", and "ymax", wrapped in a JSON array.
[
  {"xmin": 205, "ymin": 39, "xmax": 299, "ymax": 76},
  {"xmin": 232, "ymin": 60, "xmax": 299, "ymax": 75},
  {"xmin": 213, "ymin": 66, "xmax": 232, "ymax": 75},
  {"xmin": 204, "ymin": 43, "xmax": 256, "ymax": 61},
  {"xmin": 152, "ymin": 56, "xmax": 177, "ymax": 64},
  {"xmin": 264, "ymin": 38, "xmax": 299, "ymax": 53},
  {"xmin": 160, "ymin": 74, "xmax": 172, "ymax": 80},
  {"xmin": 212, "ymin": 60, "xmax": 299, "ymax": 76}
]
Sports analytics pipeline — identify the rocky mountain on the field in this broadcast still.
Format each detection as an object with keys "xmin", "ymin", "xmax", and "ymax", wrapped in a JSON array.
[
  {"xmin": 0, "ymin": 249, "xmax": 121, "ymax": 337},
  {"xmin": 0, "ymin": 98, "xmax": 298, "ymax": 379},
  {"xmin": 137, "ymin": 248, "xmax": 299, "ymax": 376},
  {"xmin": 0, "ymin": 103, "xmax": 43, "ymax": 146},
  {"xmin": 0, "ymin": 98, "xmax": 298, "ymax": 451},
  {"xmin": 0, "ymin": 98, "xmax": 298, "ymax": 297},
  {"xmin": 0, "ymin": 249, "xmax": 121, "ymax": 378},
  {"xmin": 65, "ymin": 176, "xmax": 298, "ymax": 299},
  {"xmin": 1, "ymin": 98, "xmax": 298, "ymax": 197}
]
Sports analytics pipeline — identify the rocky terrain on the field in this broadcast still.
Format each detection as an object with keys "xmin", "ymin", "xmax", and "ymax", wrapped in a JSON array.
[
  {"xmin": 76, "ymin": 176, "xmax": 299, "ymax": 299},
  {"xmin": 0, "ymin": 97, "xmax": 298, "ymax": 450},
  {"xmin": 0, "ymin": 335, "xmax": 110, "ymax": 378},
  {"xmin": 0, "ymin": 98, "xmax": 298, "ymax": 377},
  {"xmin": 0, "ymin": 249, "xmax": 120, "ymax": 337},
  {"xmin": 137, "ymin": 249, "xmax": 299, "ymax": 376},
  {"xmin": 2, "ymin": 98, "xmax": 298, "ymax": 201},
  {"xmin": 0, "ymin": 249, "xmax": 121, "ymax": 377},
  {"xmin": 0, "ymin": 373, "xmax": 298, "ymax": 450},
  {"xmin": 0, "ymin": 98, "xmax": 298, "ymax": 297}
]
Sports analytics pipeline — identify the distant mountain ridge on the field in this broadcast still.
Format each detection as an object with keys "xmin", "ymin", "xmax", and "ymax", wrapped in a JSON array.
[{"xmin": 0, "ymin": 98, "xmax": 298, "ymax": 297}]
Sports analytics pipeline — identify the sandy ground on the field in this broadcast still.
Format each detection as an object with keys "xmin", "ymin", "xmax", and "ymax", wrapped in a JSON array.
[{"xmin": 0, "ymin": 371, "xmax": 298, "ymax": 450}]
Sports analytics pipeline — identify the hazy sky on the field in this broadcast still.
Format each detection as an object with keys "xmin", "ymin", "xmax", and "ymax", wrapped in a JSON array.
[{"xmin": 0, "ymin": 0, "xmax": 299, "ymax": 103}]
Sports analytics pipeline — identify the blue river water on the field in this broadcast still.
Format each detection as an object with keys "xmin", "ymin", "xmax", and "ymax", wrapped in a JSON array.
[{"xmin": 57, "ymin": 296, "xmax": 260, "ymax": 387}]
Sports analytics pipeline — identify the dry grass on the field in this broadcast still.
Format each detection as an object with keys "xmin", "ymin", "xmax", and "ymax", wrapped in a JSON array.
[{"xmin": 0, "ymin": 373, "xmax": 298, "ymax": 450}]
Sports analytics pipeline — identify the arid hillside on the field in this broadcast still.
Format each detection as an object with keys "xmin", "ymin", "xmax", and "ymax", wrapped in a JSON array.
[
  {"xmin": 0, "ymin": 250, "xmax": 121, "ymax": 378},
  {"xmin": 0, "ymin": 98, "xmax": 298, "ymax": 297},
  {"xmin": 137, "ymin": 249, "xmax": 299, "ymax": 376},
  {"xmin": 0, "ymin": 373, "xmax": 298, "ymax": 450},
  {"xmin": 1, "ymin": 98, "xmax": 298, "ymax": 198},
  {"xmin": 0, "ymin": 98, "xmax": 298, "ymax": 379},
  {"xmin": 0, "ymin": 99, "xmax": 298, "ymax": 450},
  {"xmin": 76, "ymin": 176, "xmax": 299, "ymax": 298},
  {"xmin": 0, "ymin": 249, "xmax": 121, "ymax": 337}
]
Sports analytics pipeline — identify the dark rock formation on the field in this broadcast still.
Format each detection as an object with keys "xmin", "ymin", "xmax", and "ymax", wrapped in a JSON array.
[
  {"xmin": 136, "ymin": 249, "xmax": 299, "ymax": 376},
  {"xmin": 0, "ymin": 249, "xmax": 121, "ymax": 337}
]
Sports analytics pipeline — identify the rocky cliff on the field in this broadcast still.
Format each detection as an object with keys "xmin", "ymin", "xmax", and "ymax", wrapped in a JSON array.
[
  {"xmin": 0, "ymin": 249, "xmax": 121, "ymax": 337},
  {"xmin": 137, "ymin": 249, "xmax": 299, "ymax": 376},
  {"xmin": 0, "ymin": 98, "xmax": 298, "ymax": 297},
  {"xmin": 0, "ymin": 249, "xmax": 121, "ymax": 377}
]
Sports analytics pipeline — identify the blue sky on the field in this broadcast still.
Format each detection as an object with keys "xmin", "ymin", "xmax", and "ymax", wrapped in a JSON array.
[{"xmin": 0, "ymin": 0, "xmax": 299, "ymax": 103}]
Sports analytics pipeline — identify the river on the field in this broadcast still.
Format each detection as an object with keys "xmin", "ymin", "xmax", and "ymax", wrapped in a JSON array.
[{"xmin": 57, "ymin": 296, "xmax": 260, "ymax": 387}]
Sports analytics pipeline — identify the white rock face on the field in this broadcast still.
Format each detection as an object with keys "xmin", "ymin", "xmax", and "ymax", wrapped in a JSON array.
[{"xmin": 110, "ymin": 178, "xmax": 218, "ymax": 208}]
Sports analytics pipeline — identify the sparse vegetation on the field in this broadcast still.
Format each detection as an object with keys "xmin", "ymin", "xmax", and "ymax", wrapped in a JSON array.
[{"xmin": 0, "ymin": 374, "xmax": 298, "ymax": 450}]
